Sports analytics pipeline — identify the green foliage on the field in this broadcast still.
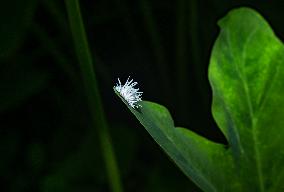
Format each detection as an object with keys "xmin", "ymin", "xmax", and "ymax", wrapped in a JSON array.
[
  {"xmin": 115, "ymin": 7, "xmax": 284, "ymax": 192},
  {"xmin": 209, "ymin": 7, "xmax": 284, "ymax": 191}
]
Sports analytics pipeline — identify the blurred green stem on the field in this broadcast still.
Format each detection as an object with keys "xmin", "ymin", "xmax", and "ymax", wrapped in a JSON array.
[{"xmin": 64, "ymin": 1, "xmax": 123, "ymax": 192}]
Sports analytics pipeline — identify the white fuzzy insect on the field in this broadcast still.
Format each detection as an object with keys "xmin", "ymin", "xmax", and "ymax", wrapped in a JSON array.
[{"xmin": 114, "ymin": 77, "xmax": 143, "ymax": 108}]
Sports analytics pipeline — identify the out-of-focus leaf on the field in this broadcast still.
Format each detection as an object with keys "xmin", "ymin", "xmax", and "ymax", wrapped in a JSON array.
[
  {"xmin": 42, "ymin": 90, "xmax": 136, "ymax": 191},
  {"xmin": 0, "ymin": 0, "xmax": 37, "ymax": 58},
  {"xmin": 0, "ymin": 59, "xmax": 49, "ymax": 112}
]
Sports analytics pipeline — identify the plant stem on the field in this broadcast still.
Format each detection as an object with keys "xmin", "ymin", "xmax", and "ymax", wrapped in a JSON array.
[{"xmin": 64, "ymin": 1, "xmax": 123, "ymax": 192}]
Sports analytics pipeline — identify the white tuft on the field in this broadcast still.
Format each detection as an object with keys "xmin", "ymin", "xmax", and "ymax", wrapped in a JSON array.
[{"xmin": 114, "ymin": 76, "xmax": 143, "ymax": 108}]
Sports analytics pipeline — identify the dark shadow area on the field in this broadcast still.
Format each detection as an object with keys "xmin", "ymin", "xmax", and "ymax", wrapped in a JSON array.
[{"xmin": 0, "ymin": 0, "xmax": 283, "ymax": 191}]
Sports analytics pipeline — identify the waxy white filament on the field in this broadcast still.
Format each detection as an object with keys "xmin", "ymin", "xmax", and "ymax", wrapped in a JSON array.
[{"xmin": 114, "ymin": 77, "xmax": 143, "ymax": 108}]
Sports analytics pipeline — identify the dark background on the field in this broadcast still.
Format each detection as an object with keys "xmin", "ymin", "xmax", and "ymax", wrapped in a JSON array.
[{"xmin": 1, "ymin": 0, "xmax": 284, "ymax": 191}]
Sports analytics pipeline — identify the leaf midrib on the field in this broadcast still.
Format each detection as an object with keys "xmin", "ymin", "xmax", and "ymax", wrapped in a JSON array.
[{"xmin": 225, "ymin": 25, "xmax": 265, "ymax": 191}]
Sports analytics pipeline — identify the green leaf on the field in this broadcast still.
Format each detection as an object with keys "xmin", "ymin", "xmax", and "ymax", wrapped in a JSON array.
[
  {"xmin": 209, "ymin": 7, "xmax": 284, "ymax": 191},
  {"xmin": 115, "ymin": 7, "xmax": 284, "ymax": 192},
  {"xmin": 114, "ymin": 89, "xmax": 238, "ymax": 191}
]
